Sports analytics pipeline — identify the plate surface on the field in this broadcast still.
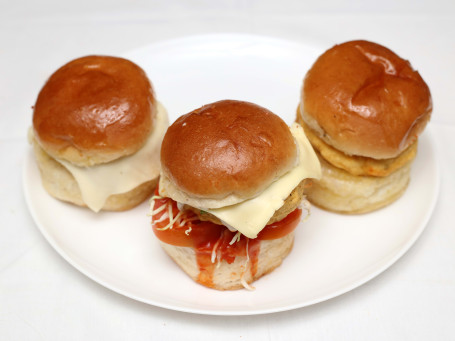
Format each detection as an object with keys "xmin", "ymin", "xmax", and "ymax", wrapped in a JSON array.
[{"xmin": 23, "ymin": 34, "xmax": 440, "ymax": 315}]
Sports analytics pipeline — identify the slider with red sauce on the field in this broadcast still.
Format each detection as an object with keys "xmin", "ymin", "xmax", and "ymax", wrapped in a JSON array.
[{"xmin": 150, "ymin": 100, "xmax": 321, "ymax": 290}]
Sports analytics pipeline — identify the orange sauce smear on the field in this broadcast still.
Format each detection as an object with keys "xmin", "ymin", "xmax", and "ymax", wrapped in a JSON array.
[{"xmin": 150, "ymin": 187, "xmax": 302, "ymax": 288}]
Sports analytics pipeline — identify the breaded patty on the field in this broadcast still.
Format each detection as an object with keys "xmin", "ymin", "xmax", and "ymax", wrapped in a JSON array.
[
  {"xmin": 296, "ymin": 112, "xmax": 417, "ymax": 177},
  {"xmin": 184, "ymin": 179, "xmax": 310, "ymax": 226}
]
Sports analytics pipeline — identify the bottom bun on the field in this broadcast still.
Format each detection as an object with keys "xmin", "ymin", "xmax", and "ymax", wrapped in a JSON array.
[
  {"xmin": 32, "ymin": 136, "xmax": 157, "ymax": 211},
  {"xmin": 307, "ymin": 153, "xmax": 411, "ymax": 214},
  {"xmin": 159, "ymin": 232, "xmax": 295, "ymax": 290}
]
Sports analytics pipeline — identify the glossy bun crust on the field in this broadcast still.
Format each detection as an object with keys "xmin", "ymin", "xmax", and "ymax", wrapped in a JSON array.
[
  {"xmin": 302, "ymin": 40, "xmax": 432, "ymax": 159},
  {"xmin": 33, "ymin": 55, "xmax": 156, "ymax": 166},
  {"xmin": 161, "ymin": 100, "xmax": 297, "ymax": 200}
]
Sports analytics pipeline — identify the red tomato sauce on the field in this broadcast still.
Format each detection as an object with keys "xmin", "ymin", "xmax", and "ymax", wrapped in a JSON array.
[{"xmin": 150, "ymin": 187, "xmax": 302, "ymax": 288}]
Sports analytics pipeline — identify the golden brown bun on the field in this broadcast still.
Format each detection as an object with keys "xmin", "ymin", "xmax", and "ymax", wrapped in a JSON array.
[
  {"xmin": 161, "ymin": 100, "xmax": 297, "ymax": 200},
  {"xmin": 302, "ymin": 40, "xmax": 432, "ymax": 159},
  {"xmin": 306, "ymin": 151, "xmax": 411, "ymax": 214},
  {"xmin": 31, "ymin": 135, "xmax": 157, "ymax": 211},
  {"xmin": 159, "ymin": 232, "xmax": 294, "ymax": 290},
  {"xmin": 33, "ymin": 55, "xmax": 156, "ymax": 167}
]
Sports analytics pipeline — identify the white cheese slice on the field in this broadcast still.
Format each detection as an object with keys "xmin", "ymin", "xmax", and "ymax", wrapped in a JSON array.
[
  {"xmin": 204, "ymin": 123, "xmax": 321, "ymax": 239},
  {"xmin": 57, "ymin": 102, "xmax": 168, "ymax": 212}
]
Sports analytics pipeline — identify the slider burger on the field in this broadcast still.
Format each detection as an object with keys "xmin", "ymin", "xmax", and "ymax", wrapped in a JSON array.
[
  {"xmin": 297, "ymin": 40, "xmax": 432, "ymax": 214},
  {"xmin": 31, "ymin": 55, "xmax": 168, "ymax": 212},
  {"xmin": 150, "ymin": 100, "xmax": 321, "ymax": 290}
]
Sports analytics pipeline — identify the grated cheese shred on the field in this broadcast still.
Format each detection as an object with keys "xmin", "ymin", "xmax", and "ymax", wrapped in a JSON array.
[
  {"xmin": 150, "ymin": 204, "xmax": 166, "ymax": 216},
  {"xmin": 229, "ymin": 231, "xmax": 241, "ymax": 245},
  {"xmin": 300, "ymin": 198, "xmax": 312, "ymax": 223},
  {"xmin": 150, "ymin": 195, "xmax": 197, "ymax": 234},
  {"xmin": 240, "ymin": 239, "xmax": 255, "ymax": 291},
  {"xmin": 211, "ymin": 234, "xmax": 223, "ymax": 264}
]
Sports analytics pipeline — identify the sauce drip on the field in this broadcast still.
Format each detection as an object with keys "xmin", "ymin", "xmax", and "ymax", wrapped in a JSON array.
[{"xmin": 150, "ymin": 187, "xmax": 302, "ymax": 288}]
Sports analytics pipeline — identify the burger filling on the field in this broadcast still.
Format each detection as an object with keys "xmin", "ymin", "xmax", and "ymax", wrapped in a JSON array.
[
  {"xmin": 150, "ymin": 185, "xmax": 304, "ymax": 289},
  {"xmin": 297, "ymin": 106, "xmax": 418, "ymax": 177},
  {"xmin": 158, "ymin": 122, "xmax": 321, "ymax": 239},
  {"xmin": 184, "ymin": 179, "xmax": 310, "ymax": 226}
]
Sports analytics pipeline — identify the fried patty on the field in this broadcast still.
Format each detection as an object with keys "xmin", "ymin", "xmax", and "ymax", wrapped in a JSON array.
[
  {"xmin": 184, "ymin": 179, "xmax": 310, "ymax": 226},
  {"xmin": 296, "ymin": 112, "xmax": 417, "ymax": 177}
]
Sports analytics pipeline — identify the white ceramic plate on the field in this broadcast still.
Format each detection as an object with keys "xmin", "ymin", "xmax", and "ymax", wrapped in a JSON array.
[{"xmin": 23, "ymin": 34, "xmax": 440, "ymax": 315}]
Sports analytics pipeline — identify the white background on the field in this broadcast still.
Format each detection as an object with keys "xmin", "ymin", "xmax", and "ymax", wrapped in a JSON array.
[{"xmin": 1, "ymin": 1, "xmax": 454, "ymax": 340}]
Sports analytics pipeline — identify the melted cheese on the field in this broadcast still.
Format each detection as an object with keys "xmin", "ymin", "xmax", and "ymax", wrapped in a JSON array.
[
  {"xmin": 204, "ymin": 123, "xmax": 321, "ymax": 239},
  {"xmin": 57, "ymin": 102, "xmax": 168, "ymax": 212}
]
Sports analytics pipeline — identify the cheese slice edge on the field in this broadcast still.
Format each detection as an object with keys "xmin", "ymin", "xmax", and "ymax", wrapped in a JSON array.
[
  {"xmin": 204, "ymin": 123, "xmax": 321, "ymax": 239},
  {"xmin": 57, "ymin": 102, "xmax": 168, "ymax": 212}
]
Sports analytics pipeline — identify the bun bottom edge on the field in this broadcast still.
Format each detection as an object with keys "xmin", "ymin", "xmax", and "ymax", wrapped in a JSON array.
[
  {"xmin": 306, "ymin": 153, "xmax": 412, "ymax": 214},
  {"xmin": 158, "ymin": 232, "xmax": 295, "ymax": 291}
]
